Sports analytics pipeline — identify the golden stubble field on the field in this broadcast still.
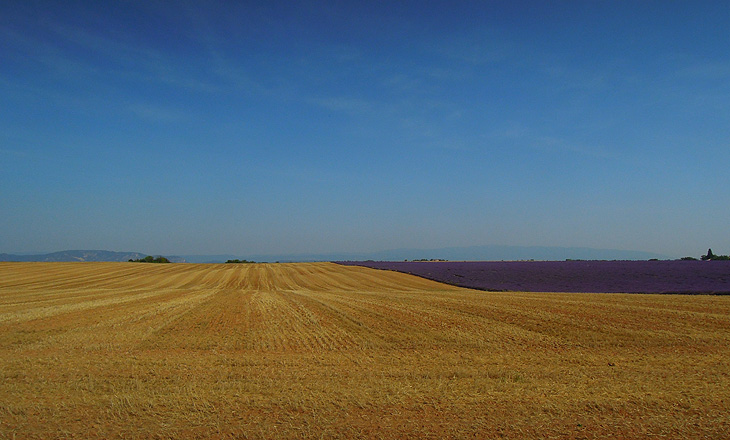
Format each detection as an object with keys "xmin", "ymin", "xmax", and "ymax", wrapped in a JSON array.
[{"xmin": 1, "ymin": 262, "xmax": 729, "ymax": 439}]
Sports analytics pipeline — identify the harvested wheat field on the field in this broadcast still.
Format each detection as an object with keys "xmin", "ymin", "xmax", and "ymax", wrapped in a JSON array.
[{"xmin": 1, "ymin": 262, "xmax": 729, "ymax": 439}]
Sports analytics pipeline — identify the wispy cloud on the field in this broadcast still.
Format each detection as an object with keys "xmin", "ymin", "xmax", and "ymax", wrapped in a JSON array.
[
  {"xmin": 48, "ymin": 22, "xmax": 213, "ymax": 90},
  {"xmin": 0, "ymin": 148, "xmax": 31, "ymax": 159},
  {"xmin": 0, "ymin": 26, "xmax": 99, "ymax": 78},
  {"xmin": 539, "ymin": 61, "xmax": 610, "ymax": 94},
  {"xmin": 488, "ymin": 123, "xmax": 614, "ymax": 159},
  {"xmin": 127, "ymin": 104, "xmax": 189, "ymax": 123},
  {"xmin": 306, "ymin": 96, "xmax": 375, "ymax": 114},
  {"xmin": 0, "ymin": 145, "xmax": 58, "ymax": 163},
  {"xmin": 532, "ymin": 135, "xmax": 613, "ymax": 159},
  {"xmin": 430, "ymin": 30, "xmax": 514, "ymax": 66},
  {"xmin": 674, "ymin": 59, "xmax": 730, "ymax": 81}
]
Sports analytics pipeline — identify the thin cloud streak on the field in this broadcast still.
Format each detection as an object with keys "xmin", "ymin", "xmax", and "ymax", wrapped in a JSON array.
[{"xmin": 488, "ymin": 124, "xmax": 615, "ymax": 160}]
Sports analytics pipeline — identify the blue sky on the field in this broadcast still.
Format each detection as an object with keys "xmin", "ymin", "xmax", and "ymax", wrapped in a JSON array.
[{"xmin": 1, "ymin": 1, "xmax": 729, "ymax": 258}]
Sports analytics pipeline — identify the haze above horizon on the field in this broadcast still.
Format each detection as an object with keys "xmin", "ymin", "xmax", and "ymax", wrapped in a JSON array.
[{"xmin": 2, "ymin": 1, "xmax": 729, "ymax": 258}]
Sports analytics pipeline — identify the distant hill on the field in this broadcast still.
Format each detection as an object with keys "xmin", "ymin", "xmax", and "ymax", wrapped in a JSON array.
[
  {"xmin": 218, "ymin": 245, "xmax": 671, "ymax": 263},
  {"xmin": 0, "ymin": 250, "xmax": 186, "ymax": 263},
  {"xmin": 175, "ymin": 254, "xmax": 241, "ymax": 264},
  {"xmin": 1, "ymin": 245, "xmax": 670, "ymax": 264}
]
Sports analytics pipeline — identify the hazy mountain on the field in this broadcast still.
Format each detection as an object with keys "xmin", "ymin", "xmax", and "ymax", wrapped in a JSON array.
[
  {"xmin": 1, "ymin": 246, "xmax": 671, "ymax": 264},
  {"xmin": 231, "ymin": 245, "xmax": 671, "ymax": 263},
  {"xmin": 175, "ymin": 254, "xmax": 240, "ymax": 264},
  {"xmin": 0, "ymin": 250, "xmax": 186, "ymax": 263}
]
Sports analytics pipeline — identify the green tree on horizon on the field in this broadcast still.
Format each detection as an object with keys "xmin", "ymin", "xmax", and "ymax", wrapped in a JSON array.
[
  {"xmin": 129, "ymin": 256, "xmax": 171, "ymax": 263},
  {"xmin": 701, "ymin": 248, "xmax": 729, "ymax": 261}
]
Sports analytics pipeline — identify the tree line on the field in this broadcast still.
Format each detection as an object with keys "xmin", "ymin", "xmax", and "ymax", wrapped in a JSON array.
[
  {"xmin": 701, "ymin": 249, "xmax": 730, "ymax": 261},
  {"xmin": 128, "ymin": 256, "xmax": 171, "ymax": 263},
  {"xmin": 681, "ymin": 249, "xmax": 730, "ymax": 261}
]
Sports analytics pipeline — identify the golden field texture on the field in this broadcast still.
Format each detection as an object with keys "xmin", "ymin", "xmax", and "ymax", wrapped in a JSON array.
[{"xmin": 1, "ymin": 262, "xmax": 729, "ymax": 439}]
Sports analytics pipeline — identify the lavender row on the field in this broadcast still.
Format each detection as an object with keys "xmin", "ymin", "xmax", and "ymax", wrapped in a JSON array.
[{"xmin": 338, "ymin": 260, "xmax": 730, "ymax": 294}]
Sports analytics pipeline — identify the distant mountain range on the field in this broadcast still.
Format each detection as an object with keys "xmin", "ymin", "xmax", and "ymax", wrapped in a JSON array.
[
  {"xmin": 245, "ymin": 245, "xmax": 671, "ymax": 263},
  {"xmin": 0, "ymin": 250, "xmax": 187, "ymax": 263},
  {"xmin": 1, "ymin": 246, "xmax": 671, "ymax": 263}
]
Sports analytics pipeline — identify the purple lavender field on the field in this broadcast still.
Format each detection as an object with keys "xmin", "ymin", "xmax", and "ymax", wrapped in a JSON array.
[{"xmin": 338, "ymin": 260, "xmax": 730, "ymax": 294}]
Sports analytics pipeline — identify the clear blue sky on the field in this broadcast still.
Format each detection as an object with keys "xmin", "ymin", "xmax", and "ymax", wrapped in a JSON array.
[{"xmin": 2, "ymin": 1, "xmax": 729, "ymax": 258}]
